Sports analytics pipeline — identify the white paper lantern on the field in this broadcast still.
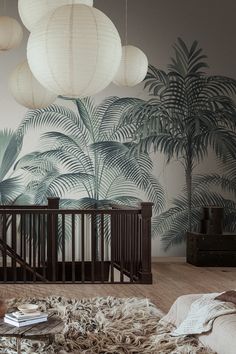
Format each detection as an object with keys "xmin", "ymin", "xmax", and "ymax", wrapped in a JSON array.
[
  {"xmin": 9, "ymin": 60, "xmax": 57, "ymax": 109},
  {"xmin": 113, "ymin": 45, "xmax": 148, "ymax": 87},
  {"xmin": 18, "ymin": 0, "xmax": 94, "ymax": 31},
  {"xmin": 27, "ymin": 4, "xmax": 122, "ymax": 98},
  {"xmin": 0, "ymin": 16, "xmax": 23, "ymax": 51}
]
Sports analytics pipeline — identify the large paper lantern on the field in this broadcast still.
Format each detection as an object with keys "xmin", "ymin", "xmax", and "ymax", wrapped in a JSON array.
[
  {"xmin": 9, "ymin": 60, "xmax": 57, "ymax": 109},
  {"xmin": 27, "ymin": 4, "xmax": 122, "ymax": 98},
  {"xmin": 113, "ymin": 45, "xmax": 148, "ymax": 87},
  {"xmin": 18, "ymin": 0, "xmax": 94, "ymax": 32},
  {"xmin": 0, "ymin": 16, "xmax": 23, "ymax": 51}
]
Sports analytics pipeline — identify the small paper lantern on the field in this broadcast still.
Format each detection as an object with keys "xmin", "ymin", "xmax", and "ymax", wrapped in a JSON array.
[
  {"xmin": 113, "ymin": 45, "xmax": 148, "ymax": 87},
  {"xmin": 0, "ymin": 16, "xmax": 23, "ymax": 51},
  {"xmin": 18, "ymin": 0, "xmax": 94, "ymax": 32},
  {"xmin": 9, "ymin": 60, "xmax": 57, "ymax": 109},
  {"xmin": 27, "ymin": 4, "xmax": 122, "ymax": 98}
]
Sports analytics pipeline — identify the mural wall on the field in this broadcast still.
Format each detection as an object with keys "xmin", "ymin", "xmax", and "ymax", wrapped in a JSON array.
[{"xmin": 1, "ymin": 0, "xmax": 236, "ymax": 257}]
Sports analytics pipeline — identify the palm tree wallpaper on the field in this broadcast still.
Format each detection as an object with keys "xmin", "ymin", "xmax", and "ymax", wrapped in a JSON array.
[{"xmin": 2, "ymin": 38, "xmax": 236, "ymax": 253}]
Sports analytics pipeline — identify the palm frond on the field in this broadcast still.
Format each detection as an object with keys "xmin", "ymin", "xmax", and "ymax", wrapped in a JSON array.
[
  {"xmin": 92, "ymin": 141, "xmax": 165, "ymax": 211},
  {"xmin": 40, "ymin": 132, "xmax": 94, "ymax": 174},
  {"xmin": 74, "ymin": 98, "xmax": 96, "ymax": 139},
  {"xmin": 17, "ymin": 104, "xmax": 90, "ymax": 148},
  {"xmin": 0, "ymin": 177, "xmax": 25, "ymax": 204},
  {"xmin": 47, "ymin": 172, "xmax": 94, "ymax": 198},
  {"xmin": 0, "ymin": 132, "xmax": 23, "ymax": 181},
  {"xmin": 132, "ymin": 133, "xmax": 186, "ymax": 161},
  {"xmin": 0, "ymin": 129, "xmax": 15, "ymax": 168},
  {"xmin": 219, "ymin": 152, "xmax": 236, "ymax": 180},
  {"xmin": 144, "ymin": 64, "xmax": 169, "ymax": 95},
  {"xmin": 105, "ymin": 123, "xmax": 137, "ymax": 142},
  {"xmin": 93, "ymin": 96, "xmax": 120, "ymax": 138},
  {"xmin": 60, "ymin": 198, "xmax": 98, "ymax": 209},
  {"xmin": 111, "ymin": 196, "xmax": 142, "ymax": 205},
  {"xmin": 99, "ymin": 97, "xmax": 145, "ymax": 137},
  {"xmin": 31, "ymin": 171, "xmax": 93, "ymax": 204},
  {"xmin": 169, "ymin": 38, "xmax": 208, "ymax": 75},
  {"xmin": 191, "ymin": 174, "xmax": 236, "ymax": 196},
  {"xmin": 194, "ymin": 127, "xmax": 236, "ymax": 161},
  {"xmin": 160, "ymin": 207, "xmax": 200, "ymax": 250},
  {"xmin": 143, "ymin": 173, "xmax": 165, "ymax": 213},
  {"xmin": 14, "ymin": 151, "xmax": 58, "ymax": 176},
  {"xmin": 32, "ymin": 149, "xmax": 89, "ymax": 174},
  {"xmin": 206, "ymin": 76, "xmax": 236, "ymax": 96}
]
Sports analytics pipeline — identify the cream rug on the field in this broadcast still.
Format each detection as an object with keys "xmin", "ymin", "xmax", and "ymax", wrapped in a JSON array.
[{"xmin": 0, "ymin": 296, "xmax": 215, "ymax": 354}]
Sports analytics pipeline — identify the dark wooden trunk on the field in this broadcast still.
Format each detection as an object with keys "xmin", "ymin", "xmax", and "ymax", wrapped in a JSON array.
[
  {"xmin": 200, "ymin": 206, "xmax": 224, "ymax": 234},
  {"xmin": 187, "ymin": 232, "xmax": 236, "ymax": 266}
]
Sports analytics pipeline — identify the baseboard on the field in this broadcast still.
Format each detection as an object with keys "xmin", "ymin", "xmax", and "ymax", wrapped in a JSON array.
[{"xmin": 152, "ymin": 256, "xmax": 186, "ymax": 263}]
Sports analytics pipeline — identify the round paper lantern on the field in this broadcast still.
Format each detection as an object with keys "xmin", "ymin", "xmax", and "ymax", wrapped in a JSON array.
[
  {"xmin": 27, "ymin": 4, "xmax": 122, "ymax": 98},
  {"xmin": 113, "ymin": 45, "xmax": 148, "ymax": 87},
  {"xmin": 18, "ymin": 0, "xmax": 94, "ymax": 32},
  {"xmin": 0, "ymin": 16, "xmax": 23, "ymax": 51},
  {"xmin": 9, "ymin": 60, "xmax": 57, "ymax": 109}
]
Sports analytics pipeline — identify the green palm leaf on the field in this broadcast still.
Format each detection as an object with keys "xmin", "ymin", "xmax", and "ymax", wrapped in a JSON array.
[
  {"xmin": 92, "ymin": 141, "xmax": 165, "ymax": 211},
  {"xmin": 169, "ymin": 38, "xmax": 208, "ymax": 75},
  {"xmin": 99, "ymin": 97, "xmax": 145, "ymax": 137},
  {"xmin": 17, "ymin": 104, "xmax": 90, "ymax": 148},
  {"xmin": 0, "ymin": 132, "xmax": 23, "ymax": 181},
  {"xmin": 33, "ymin": 172, "xmax": 93, "ymax": 205},
  {"xmin": 40, "ymin": 132, "xmax": 94, "ymax": 174},
  {"xmin": 0, "ymin": 129, "xmax": 15, "ymax": 168},
  {"xmin": 74, "ymin": 97, "xmax": 96, "ymax": 133},
  {"xmin": 193, "ymin": 127, "xmax": 236, "ymax": 161},
  {"xmin": 219, "ymin": 152, "xmax": 236, "ymax": 180},
  {"xmin": 0, "ymin": 177, "xmax": 25, "ymax": 204},
  {"xmin": 191, "ymin": 174, "xmax": 236, "ymax": 196},
  {"xmin": 0, "ymin": 129, "xmax": 25, "ymax": 205}
]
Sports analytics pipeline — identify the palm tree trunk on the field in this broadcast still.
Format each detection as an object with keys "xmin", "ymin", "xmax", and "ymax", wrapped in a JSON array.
[
  {"xmin": 185, "ymin": 142, "xmax": 193, "ymax": 232},
  {"xmin": 94, "ymin": 151, "xmax": 99, "ymax": 261},
  {"xmin": 185, "ymin": 166, "xmax": 192, "ymax": 231}
]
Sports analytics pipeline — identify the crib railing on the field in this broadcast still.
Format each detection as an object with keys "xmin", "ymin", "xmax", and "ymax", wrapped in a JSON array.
[{"xmin": 0, "ymin": 198, "xmax": 153, "ymax": 284}]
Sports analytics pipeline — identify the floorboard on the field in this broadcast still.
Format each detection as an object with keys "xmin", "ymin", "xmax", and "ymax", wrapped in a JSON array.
[{"xmin": 0, "ymin": 262, "xmax": 235, "ymax": 313}]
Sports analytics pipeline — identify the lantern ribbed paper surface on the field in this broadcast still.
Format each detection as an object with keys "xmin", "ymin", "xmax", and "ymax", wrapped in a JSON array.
[
  {"xmin": 18, "ymin": 0, "xmax": 94, "ymax": 32},
  {"xmin": 113, "ymin": 45, "xmax": 148, "ymax": 87},
  {"xmin": 0, "ymin": 16, "xmax": 23, "ymax": 51},
  {"xmin": 9, "ymin": 60, "xmax": 57, "ymax": 109},
  {"xmin": 27, "ymin": 4, "xmax": 122, "ymax": 98}
]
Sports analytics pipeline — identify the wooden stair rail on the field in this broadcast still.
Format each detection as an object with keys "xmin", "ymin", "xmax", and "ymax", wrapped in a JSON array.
[
  {"xmin": 47, "ymin": 197, "xmax": 60, "ymax": 281},
  {"xmin": 0, "ymin": 238, "xmax": 48, "ymax": 282},
  {"xmin": 139, "ymin": 202, "xmax": 153, "ymax": 284},
  {"xmin": 111, "ymin": 202, "xmax": 153, "ymax": 284},
  {"xmin": 0, "ymin": 198, "xmax": 153, "ymax": 284}
]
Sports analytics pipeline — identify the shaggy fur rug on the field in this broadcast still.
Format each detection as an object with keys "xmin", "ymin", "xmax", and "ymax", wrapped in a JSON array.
[{"xmin": 0, "ymin": 296, "xmax": 215, "ymax": 354}]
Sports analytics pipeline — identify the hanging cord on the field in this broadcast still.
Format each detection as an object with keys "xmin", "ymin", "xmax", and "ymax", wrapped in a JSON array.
[
  {"xmin": 3, "ymin": 0, "xmax": 6, "ymax": 15},
  {"xmin": 125, "ymin": 0, "xmax": 128, "ymax": 46}
]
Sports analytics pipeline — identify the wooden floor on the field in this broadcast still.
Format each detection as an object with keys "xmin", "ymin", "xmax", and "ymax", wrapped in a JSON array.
[{"xmin": 0, "ymin": 262, "xmax": 235, "ymax": 313}]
